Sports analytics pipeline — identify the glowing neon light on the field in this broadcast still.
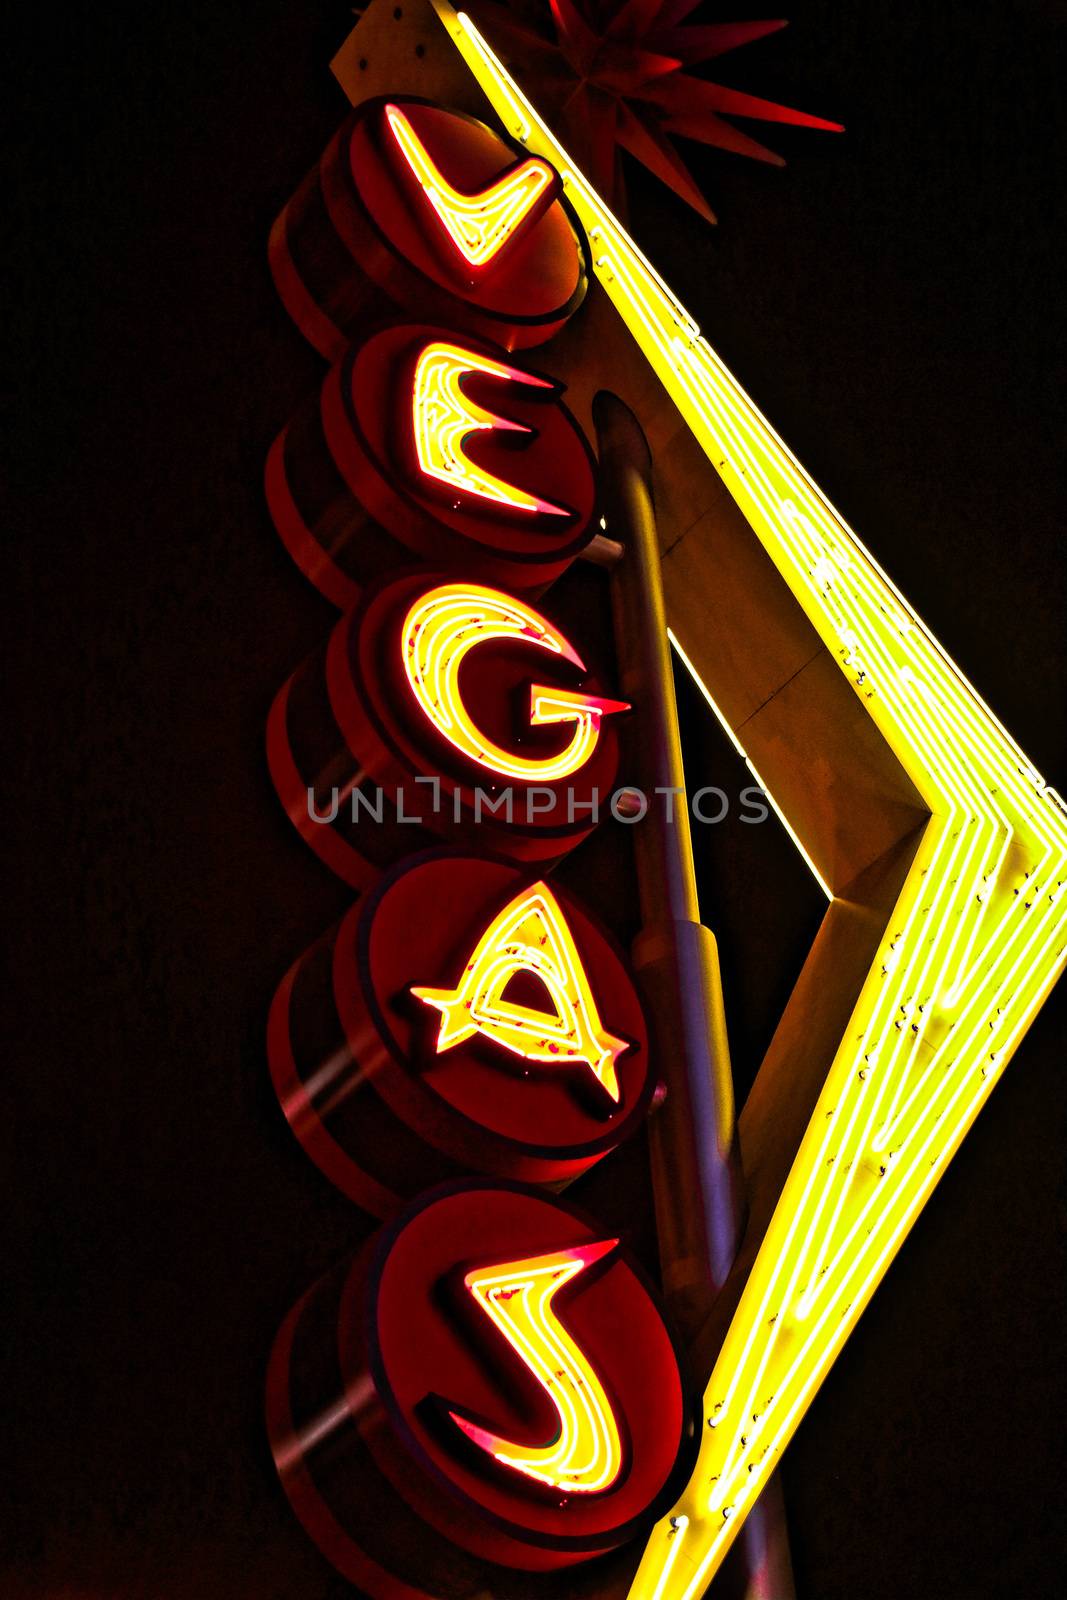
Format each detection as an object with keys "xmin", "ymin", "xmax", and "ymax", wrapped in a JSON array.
[
  {"xmin": 411, "ymin": 340, "xmax": 569, "ymax": 516},
  {"xmin": 447, "ymin": 1240, "xmax": 624, "ymax": 1494},
  {"xmin": 402, "ymin": 582, "xmax": 628, "ymax": 782},
  {"xmin": 385, "ymin": 102, "xmax": 555, "ymax": 268},
  {"xmin": 412, "ymin": 882, "xmax": 629, "ymax": 1102},
  {"xmin": 430, "ymin": 9, "xmax": 1067, "ymax": 1594}
]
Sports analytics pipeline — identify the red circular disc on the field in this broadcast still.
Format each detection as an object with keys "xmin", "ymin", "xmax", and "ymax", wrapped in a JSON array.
[
  {"xmin": 265, "ymin": 322, "xmax": 599, "ymax": 609},
  {"xmin": 268, "ymin": 851, "xmax": 654, "ymax": 1211},
  {"xmin": 266, "ymin": 1182, "xmax": 692, "ymax": 1592},
  {"xmin": 270, "ymin": 97, "xmax": 589, "ymax": 357},
  {"xmin": 267, "ymin": 569, "xmax": 627, "ymax": 886},
  {"xmin": 341, "ymin": 99, "xmax": 587, "ymax": 347}
]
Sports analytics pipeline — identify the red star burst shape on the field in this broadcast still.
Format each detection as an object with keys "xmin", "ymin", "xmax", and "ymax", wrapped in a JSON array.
[{"xmin": 466, "ymin": 0, "xmax": 843, "ymax": 221}]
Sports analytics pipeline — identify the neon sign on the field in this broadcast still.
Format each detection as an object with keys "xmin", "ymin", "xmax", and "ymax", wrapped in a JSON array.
[
  {"xmin": 412, "ymin": 880, "xmax": 630, "ymax": 1103},
  {"xmin": 265, "ymin": 4, "xmax": 1062, "ymax": 1591},
  {"xmin": 269, "ymin": 853, "xmax": 653, "ymax": 1210},
  {"xmin": 448, "ymin": 1240, "xmax": 625, "ymax": 1494},
  {"xmin": 401, "ymin": 582, "xmax": 629, "ymax": 783},
  {"xmin": 411, "ymin": 339, "xmax": 571, "ymax": 516},
  {"xmin": 384, "ymin": 101, "xmax": 556, "ymax": 268},
  {"xmin": 260, "ymin": 42, "xmax": 687, "ymax": 1595},
  {"xmin": 267, "ymin": 321, "xmax": 598, "ymax": 608},
  {"xmin": 267, "ymin": 1184, "xmax": 691, "ymax": 1589},
  {"xmin": 269, "ymin": 96, "xmax": 589, "ymax": 359},
  {"xmin": 267, "ymin": 570, "xmax": 625, "ymax": 887}
]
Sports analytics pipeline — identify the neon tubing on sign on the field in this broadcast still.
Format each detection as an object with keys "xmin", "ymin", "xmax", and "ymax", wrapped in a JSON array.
[
  {"xmin": 401, "ymin": 582, "xmax": 628, "ymax": 783},
  {"xmin": 411, "ymin": 340, "xmax": 569, "ymax": 516},
  {"xmin": 429, "ymin": 7, "xmax": 1067, "ymax": 1595},
  {"xmin": 449, "ymin": 1240, "xmax": 624, "ymax": 1494},
  {"xmin": 385, "ymin": 102, "xmax": 555, "ymax": 268},
  {"xmin": 412, "ymin": 881, "xmax": 629, "ymax": 1102}
]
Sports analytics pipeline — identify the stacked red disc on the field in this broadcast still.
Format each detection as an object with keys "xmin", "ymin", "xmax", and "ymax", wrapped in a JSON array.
[
  {"xmin": 266, "ymin": 321, "xmax": 599, "ymax": 609},
  {"xmin": 267, "ymin": 568, "xmax": 627, "ymax": 887},
  {"xmin": 268, "ymin": 850, "xmax": 654, "ymax": 1213},
  {"xmin": 266, "ymin": 1183, "xmax": 692, "ymax": 1595},
  {"xmin": 269, "ymin": 97, "xmax": 589, "ymax": 360}
]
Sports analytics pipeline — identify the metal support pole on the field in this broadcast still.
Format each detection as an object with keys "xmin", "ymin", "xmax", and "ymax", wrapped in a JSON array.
[
  {"xmin": 595, "ymin": 390, "xmax": 743, "ymax": 1328},
  {"xmin": 593, "ymin": 392, "xmax": 796, "ymax": 1600}
]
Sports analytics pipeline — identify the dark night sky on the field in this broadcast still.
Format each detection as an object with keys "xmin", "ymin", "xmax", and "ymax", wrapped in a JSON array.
[{"xmin": 5, "ymin": 3, "xmax": 1065, "ymax": 1598}]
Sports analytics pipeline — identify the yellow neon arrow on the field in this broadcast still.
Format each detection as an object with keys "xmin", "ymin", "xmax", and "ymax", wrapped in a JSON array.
[
  {"xmin": 411, "ymin": 339, "xmax": 569, "ymax": 516},
  {"xmin": 446, "ymin": 1239, "xmax": 624, "ymax": 1494},
  {"xmin": 430, "ymin": 9, "xmax": 1067, "ymax": 1595},
  {"xmin": 385, "ymin": 101, "xmax": 555, "ymax": 268},
  {"xmin": 412, "ymin": 881, "xmax": 629, "ymax": 1101},
  {"xmin": 401, "ymin": 581, "xmax": 629, "ymax": 783}
]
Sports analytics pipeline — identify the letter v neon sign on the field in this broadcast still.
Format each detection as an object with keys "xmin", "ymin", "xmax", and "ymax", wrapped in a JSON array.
[{"xmin": 385, "ymin": 101, "xmax": 556, "ymax": 268}]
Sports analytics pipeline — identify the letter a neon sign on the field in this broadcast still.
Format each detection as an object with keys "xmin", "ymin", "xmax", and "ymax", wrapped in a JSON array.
[{"xmin": 412, "ymin": 881, "xmax": 630, "ymax": 1103}]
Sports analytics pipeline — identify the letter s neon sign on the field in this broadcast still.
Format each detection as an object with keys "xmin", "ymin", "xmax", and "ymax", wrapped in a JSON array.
[{"xmin": 445, "ymin": 1240, "xmax": 624, "ymax": 1495}]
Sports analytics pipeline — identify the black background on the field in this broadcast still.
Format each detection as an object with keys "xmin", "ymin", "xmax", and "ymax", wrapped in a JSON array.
[{"xmin": 5, "ymin": 2, "xmax": 1065, "ymax": 1597}]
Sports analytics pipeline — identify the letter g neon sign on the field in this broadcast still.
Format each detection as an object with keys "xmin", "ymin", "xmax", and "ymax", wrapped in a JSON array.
[{"xmin": 401, "ymin": 582, "xmax": 629, "ymax": 783}]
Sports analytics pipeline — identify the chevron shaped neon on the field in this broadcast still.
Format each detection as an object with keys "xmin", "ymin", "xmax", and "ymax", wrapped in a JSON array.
[
  {"xmin": 433, "ymin": 8, "xmax": 1067, "ymax": 1595},
  {"xmin": 385, "ymin": 101, "xmax": 555, "ymax": 266}
]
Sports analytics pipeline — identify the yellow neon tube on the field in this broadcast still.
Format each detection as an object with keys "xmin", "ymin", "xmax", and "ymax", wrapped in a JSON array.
[
  {"xmin": 411, "ymin": 339, "xmax": 569, "ymax": 516},
  {"xmin": 385, "ymin": 101, "xmax": 554, "ymax": 268},
  {"xmin": 428, "ymin": 8, "xmax": 1067, "ymax": 1594},
  {"xmin": 401, "ymin": 581, "xmax": 628, "ymax": 783},
  {"xmin": 412, "ymin": 880, "xmax": 629, "ymax": 1102},
  {"xmin": 449, "ymin": 1240, "xmax": 624, "ymax": 1494}
]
